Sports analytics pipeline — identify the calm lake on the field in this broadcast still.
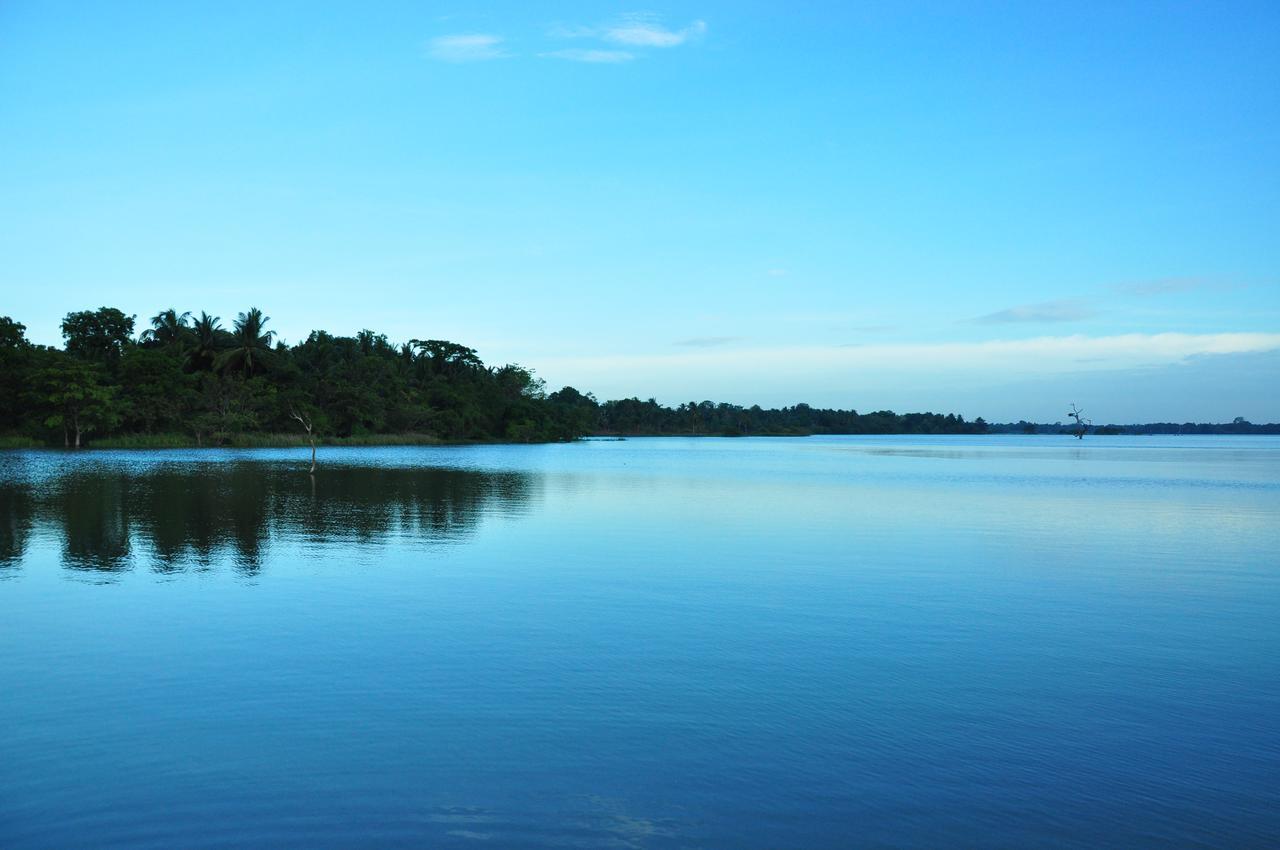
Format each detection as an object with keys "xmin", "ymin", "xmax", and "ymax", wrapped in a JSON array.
[{"xmin": 2, "ymin": 436, "xmax": 1278, "ymax": 848}]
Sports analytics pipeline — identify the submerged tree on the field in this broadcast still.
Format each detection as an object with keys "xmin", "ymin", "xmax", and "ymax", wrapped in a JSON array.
[
  {"xmin": 1067, "ymin": 403, "xmax": 1091, "ymax": 439},
  {"xmin": 289, "ymin": 404, "xmax": 318, "ymax": 474}
]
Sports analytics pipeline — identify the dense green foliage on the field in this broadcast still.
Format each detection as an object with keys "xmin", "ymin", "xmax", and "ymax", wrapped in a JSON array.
[
  {"xmin": 1, "ymin": 307, "xmax": 990, "ymax": 447},
  {"xmin": 593, "ymin": 397, "xmax": 987, "ymax": 436}
]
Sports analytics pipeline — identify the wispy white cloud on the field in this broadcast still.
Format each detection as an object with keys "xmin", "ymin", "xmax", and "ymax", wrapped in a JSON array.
[
  {"xmin": 767, "ymin": 268, "xmax": 788, "ymax": 277},
  {"xmin": 427, "ymin": 34, "xmax": 507, "ymax": 62},
  {"xmin": 973, "ymin": 299, "xmax": 1097, "ymax": 324},
  {"xmin": 603, "ymin": 15, "xmax": 707, "ymax": 47},
  {"xmin": 541, "ymin": 48, "xmax": 635, "ymax": 64},
  {"xmin": 549, "ymin": 14, "xmax": 707, "ymax": 51}
]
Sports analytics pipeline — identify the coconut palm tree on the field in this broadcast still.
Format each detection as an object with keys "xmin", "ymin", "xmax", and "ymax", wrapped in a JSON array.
[
  {"xmin": 141, "ymin": 308, "xmax": 191, "ymax": 348},
  {"xmin": 184, "ymin": 312, "xmax": 225, "ymax": 372},
  {"xmin": 216, "ymin": 308, "xmax": 274, "ymax": 377}
]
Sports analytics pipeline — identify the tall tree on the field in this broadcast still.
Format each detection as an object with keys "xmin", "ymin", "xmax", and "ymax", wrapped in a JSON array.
[
  {"xmin": 184, "ymin": 312, "xmax": 226, "ymax": 372},
  {"xmin": 28, "ymin": 354, "xmax": 121, "ymax": 447},
  {"xmin": 61, "ymin": 307, "xmax": 135, "ymax": 369},
  {"xmin": 0, "ymin": 316, "xmax": 30, "ymax": 351},
  {"xmin": 411, "ymin": 339, "xmax": 483, "ymax": 376},
  {"xmin": 0, "ymin": 317, "xmax": 33, "ymax": 432},
  {"xmin": 216, "ymin": 308, "xmax": 274, "ymax": 377},
  {"xmin": 141, "ymin": 308, "xmax": 192, "ymax": 348}
]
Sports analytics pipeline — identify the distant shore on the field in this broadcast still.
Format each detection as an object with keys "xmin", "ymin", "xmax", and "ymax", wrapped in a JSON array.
[{"xmin": 3, "ymin": 428, "xmax": 1278, "ymax": 452}]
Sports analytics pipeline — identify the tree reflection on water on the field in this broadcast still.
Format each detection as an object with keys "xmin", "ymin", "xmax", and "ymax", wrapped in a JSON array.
[{"xmin": 0, "ymin": 461, "xmax": 535, "ymax": 575}]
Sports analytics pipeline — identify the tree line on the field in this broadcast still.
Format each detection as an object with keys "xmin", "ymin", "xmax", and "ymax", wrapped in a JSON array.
[
  {"xmin": 0, "ymin": 306, "xmax": 988, "ymax": 447},
  {"xmin": 988, "ymin": 418, "xmax": 1280, "ymax": 436}
]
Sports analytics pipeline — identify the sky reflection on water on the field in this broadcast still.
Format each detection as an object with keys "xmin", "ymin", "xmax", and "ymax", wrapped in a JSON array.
[{"xmin": 1, "ymin": 436, "xmax": 1278, "ymax": 848}]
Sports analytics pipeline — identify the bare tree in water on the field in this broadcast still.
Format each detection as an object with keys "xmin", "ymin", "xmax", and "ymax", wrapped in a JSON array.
[
  {"xmin": 1067, "ymin": 403, "xmax": 1091, "ymax": 439},
  {"xmin": 290, "ymin": 405, "xmax": 317, "ymax": 473}
]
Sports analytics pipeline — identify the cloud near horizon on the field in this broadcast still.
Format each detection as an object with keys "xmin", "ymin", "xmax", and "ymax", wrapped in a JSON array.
[
  {"xmin": 428, "ymin": 34, "xmax": 507, "ymax": 62},
  {"xmin": 537, "ymin": 332, "xmax": 1280, "ymax": 383},
  {"xmin": 525, "ymin": 332, "xmax": 1280, "ymax": 419},
  {"xmin": 973, "ymin": 299, "xmax": 1097, "ymax": 324}
]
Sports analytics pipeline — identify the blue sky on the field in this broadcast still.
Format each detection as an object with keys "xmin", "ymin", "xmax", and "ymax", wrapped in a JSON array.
[{"xmin": 2, "ymin": 1, "xmax": 1277, "ymax": 422}]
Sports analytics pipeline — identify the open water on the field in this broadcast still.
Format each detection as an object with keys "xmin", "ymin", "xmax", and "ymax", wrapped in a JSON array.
[{"xmin": 1, "ymin": 436, "xmax": 1277, "ymax": 848}]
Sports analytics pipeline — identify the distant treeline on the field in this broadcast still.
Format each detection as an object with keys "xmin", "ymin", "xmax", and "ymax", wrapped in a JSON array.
[
  {"xmin": 594, "ymin": 398, "xmax": 987, "ymax": 436},
  {"xmin": 0, "ymin": 307, "xmax": 985, "ymax": 447},
  {"xmin": 988, "ymin": 420, "xmax": 1280, "ymax": 435}
]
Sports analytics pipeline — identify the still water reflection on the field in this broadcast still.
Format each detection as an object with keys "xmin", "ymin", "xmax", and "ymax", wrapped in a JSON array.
[{"xmin": 1, "ymin": 437, "xmax": 1278, "ymax": 848}]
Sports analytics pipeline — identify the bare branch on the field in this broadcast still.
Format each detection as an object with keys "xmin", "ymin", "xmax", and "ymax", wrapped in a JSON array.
[
  {"xmin": 1067, "ymin": 402, "xmax": 1088, "ymax": 439},
  {"xmin": 289, "ymin": 403, "xmax": 317, "ymax": 473},
  {"xmin": 288, "ymin": 404, "xmax": 312, "ymax": 432}
]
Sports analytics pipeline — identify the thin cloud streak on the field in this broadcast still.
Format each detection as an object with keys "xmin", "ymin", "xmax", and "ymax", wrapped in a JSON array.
[
  {"xmin": 604, "ymin": 16, "xmax": 707, "ymax": 47},
  {"xmin": 551, "ymin": 15, "xmax": 707, "ymax": 49},
  {"xmin": 427, "ymin": 34, "xmax": 507, "ymax": 62},
  {"xmin": 973, "ymin": 299, "xmax": 1097, "ymax": 324}
]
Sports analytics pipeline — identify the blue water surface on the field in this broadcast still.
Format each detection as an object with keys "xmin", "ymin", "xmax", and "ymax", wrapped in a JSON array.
[{"xmin": 1, "ymin": 435, "xmax": 1278, "ymax": 848}]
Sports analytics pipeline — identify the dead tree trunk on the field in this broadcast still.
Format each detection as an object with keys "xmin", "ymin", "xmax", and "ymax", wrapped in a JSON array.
[
  {"xmin": 1067, "ymin": 403, "xmax": 1090, "ymax": 440},
  {"xmin": 290, "ymin": 406, "xmax": 317, "ymax": 474}
]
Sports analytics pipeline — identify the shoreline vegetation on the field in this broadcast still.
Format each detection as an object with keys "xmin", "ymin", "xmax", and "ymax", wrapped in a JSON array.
[
  {"xmin": 4, "ymin": 426, "xmax": 1278, "ymax": 452},
  {"xmin": 1, "ymin": 307, "xmax": 1275, "ymax": 450}
]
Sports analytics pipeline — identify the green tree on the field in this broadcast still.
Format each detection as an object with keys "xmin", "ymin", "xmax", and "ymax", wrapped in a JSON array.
[
  {"xmin": 141, "ymin": 308, "xmax": 192, "ymax": 348},
  {"xmin": 411, "ymin": 339, "xmax": 483, "ymax": 376},
  {"xmin": 0, "ymin": 316, "xmax": 29, "ymax": 351},
  {"xmin": 28, "ymin": 354, "xmax": 121, "ymax": 447},
  {"xmin": 0, "ymin": 317, "xmax": 33, "ymax": 433},
  {"xmin": 60, "ymin": 307, "xmax": 135, "ymax": 369},
  {"xmin": 118, "ymin": 347, "xmax": 197, "ymax": 433},
  {"xmin": 191, "ymin": 374, "xmax": 272, "ymax": 444},
  {"xmin": 184, "ymin": 312, "xmax": 226, "ymax": 372},
  {"xmin": 216, "ymin": 308, "xmax": 274, "ymax": 377}
]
